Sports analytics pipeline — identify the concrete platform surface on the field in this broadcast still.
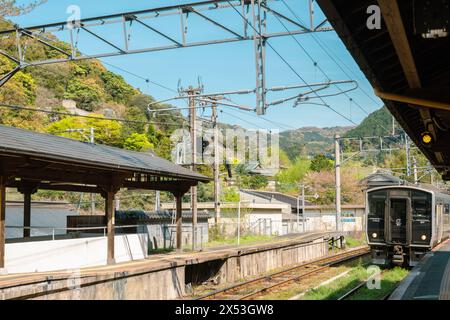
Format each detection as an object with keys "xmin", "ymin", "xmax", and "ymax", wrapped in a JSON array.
[
  {"xmin": 390, "ymin": 239, "xmax": 450, "ymax": 300},
  {"xmin": 0, "ymin": 231, "xmax": 341, "ymax": 291}
]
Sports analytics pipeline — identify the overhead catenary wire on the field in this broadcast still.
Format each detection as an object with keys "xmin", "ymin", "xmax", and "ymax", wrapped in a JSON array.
[
  {"xmin": 225, "ymin": 0, "xmax": 357, "ymax": 125},
  {"xmin": 280, "ymin": 0, "xmax": 382, "ymax": 107},
  {"xmin": 269, "ymin": 6, "xmax": 390, "ymax": 133}
]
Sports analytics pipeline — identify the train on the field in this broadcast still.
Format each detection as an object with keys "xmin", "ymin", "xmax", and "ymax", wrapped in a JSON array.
[{"xmin": 366, "ymin": 185, "xmax": 450, "ymax": 266}]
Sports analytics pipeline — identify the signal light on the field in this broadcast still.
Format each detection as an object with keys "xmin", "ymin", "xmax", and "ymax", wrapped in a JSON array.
[{"xmin": 421, "ymin": 132, "xmax": 433, "ymax": 145}]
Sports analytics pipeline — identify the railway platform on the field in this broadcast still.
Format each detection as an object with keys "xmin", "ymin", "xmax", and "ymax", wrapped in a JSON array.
[{"xmin": 390, "ymin": 239, "xmax": 450, "ymax": 300}]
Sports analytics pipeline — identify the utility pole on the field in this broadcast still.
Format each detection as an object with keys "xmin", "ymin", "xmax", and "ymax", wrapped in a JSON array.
[
  {"xmin": 405, "ymin": 133, "xmax": 411, "ymax": 177},
  {"xmin": 184, "ymin": 85, "xmax": 203, "ymax": 251},
  {"xmin": 392, "ymin": 116, "xmax": 395, "ymax": 136},
  {"xmin": 155, "ymin": 191, "xmax": 161, "ymax": 211},
  {"xmin": 211, "ymin": 101, "xmax": 221, "ymax": 224},
  {"xmin": 296, "ymin": 195, "xmax": 300, "ymax": 232},
  {"xmin": 89, "ymin": 127, "xmax": 96, "ymax": 215},
  {"xmin": 302, "ymin": 185, "xmax": 306, "ymax": 233},
  {"xmin": 334, "ymin": 135, "xmax": 341, "ymax": 232}
]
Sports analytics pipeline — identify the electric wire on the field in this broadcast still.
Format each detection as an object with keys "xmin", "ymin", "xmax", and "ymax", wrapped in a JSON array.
[
  {"xmin": 0, "ymin": 103, "xmax": 186, "ymax": 127},
  {"xmin": 270, "ymin": 6, "xmax": 390, "ymax": 133},
  {"xmin": 280, "ymin": 0, "xmax": 382, "ymax": 107},
  {"xmin": 225, "ymin": 0, "xmax": 357, "ymax": 125}
]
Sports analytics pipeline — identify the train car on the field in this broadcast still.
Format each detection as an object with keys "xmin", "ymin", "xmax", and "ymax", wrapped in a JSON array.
[{"xmin": 366, "ymin": 185, "xmax": 450, "ymax": 266}]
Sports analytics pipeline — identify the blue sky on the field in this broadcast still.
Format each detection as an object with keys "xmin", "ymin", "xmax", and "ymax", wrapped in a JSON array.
[{"xmin": 9, "ymin": 0, "xmax": 384, "ymax": 131}]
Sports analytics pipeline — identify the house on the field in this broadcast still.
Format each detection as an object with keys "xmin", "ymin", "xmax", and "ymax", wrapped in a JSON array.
[{"xmin": 239, "ymin": 189, "xmax": 365, "ymax": 233}]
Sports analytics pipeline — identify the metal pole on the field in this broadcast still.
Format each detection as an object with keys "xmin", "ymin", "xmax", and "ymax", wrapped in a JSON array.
[
  {"xmin": 335, "ymin": 135, "xmax": 341, "ymax": 232},
  {"xmin": 237, "ymin": 200, "xmax": 241, "ymax": 245},
  {"xmin": 405, "ymin": 133, "xmax": 411, "ymax": 177},
  {"xmin": 90, "ymin": 127, "xmax": 96, "ymax": 215},
  {"xmin": 413, "ymin": 157, "xmax": 418, "ymax": 185},
  {"xmin": 0, "ymin": 176, "xmax": 6, "ymax": 269},
  {"xmin": 188, "ymin": 86, "xmax": 199, "ymax": 251},
  {"xmin": 212, "ymin": 102, "xmax": 221, "ymax": 224},
  {"xmin": 302, "ymin": 185, "xmax": 306, "ymax": 233},
  {"xmin": 296, "ymin": 194, "xmax": 300, "ymax": 232},
  {"xmin": 155, "ymin": 190, "xmax": 161, "ymax": 211},
  {"xmin": 392, "ymin": 116, "xmax": 395, "ymax": 136}
]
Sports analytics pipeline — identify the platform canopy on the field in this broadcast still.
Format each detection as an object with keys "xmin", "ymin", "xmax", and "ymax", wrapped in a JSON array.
[
  {"xmin": 0, "ymin": 124, "xmax": 209, "ymax": 193},
  {"xmin": 317, "ymin": 0, "xmax": 450, "ymax": 179},
  {"xmin": 0, "ymin": 124, "xmax": 209, "ymax": 267}
]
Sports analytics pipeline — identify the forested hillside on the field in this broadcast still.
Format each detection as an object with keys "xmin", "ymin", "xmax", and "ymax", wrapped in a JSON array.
[
  {"xmin": 344, "ymin": 106, "xmax": 400, "ymax": 138},
  {"xmin": 0, "ymin": 17, "xmax": 183, "ymax": 159}
]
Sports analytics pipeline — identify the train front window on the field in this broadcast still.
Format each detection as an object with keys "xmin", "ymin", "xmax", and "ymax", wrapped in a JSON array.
[
  {"xmin": 411, "ymin": 190, "xmax": 432, "ymax": 245},
  {"xmin": 367, "ymin": 190, "xmax": 386, "ymax": 242},
  {"xmin": 411, "ymin": 191, "xmax": 432, "ymax": 220}
]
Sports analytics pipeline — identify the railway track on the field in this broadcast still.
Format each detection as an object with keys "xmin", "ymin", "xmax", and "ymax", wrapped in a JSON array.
[
  {"xmin": 336, "ymin": 270, "xmax": 402, "ymax": 300},
  {"xmin": 196, "ymin": 246, "xmax": 370, "ymax": 300}
]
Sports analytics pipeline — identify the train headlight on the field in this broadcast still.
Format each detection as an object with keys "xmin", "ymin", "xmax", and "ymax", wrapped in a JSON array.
[
  {"xmin": 372, "ymin": 232, "xmax": 377, "ymax": 238},
  {"xmin": 421, "ymin": 235, "xmax": 427, "ymax": 241}
]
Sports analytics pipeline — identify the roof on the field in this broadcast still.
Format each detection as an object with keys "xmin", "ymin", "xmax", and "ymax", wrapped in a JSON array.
[
  {"xmin": 240, "ymin": 189, "xmax": 312, "ymax": 208},
  {"xmin": 0, "ymin": 124, "xmax": 209, "ymax": 182},
  {"xmin": 317, "ymin": 0, "xmax": 450, "ymax": 179}
]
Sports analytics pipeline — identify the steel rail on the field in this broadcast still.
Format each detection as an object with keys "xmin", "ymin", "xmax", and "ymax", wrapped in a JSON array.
[{"xmin": 195, "ymin": 246, "xmax": 370, "ymax": 300}]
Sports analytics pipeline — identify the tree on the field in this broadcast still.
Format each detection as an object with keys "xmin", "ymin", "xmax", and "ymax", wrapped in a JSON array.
[
  {"xmin": 46, "ymin": 115, "xmax": 123, "ymax": 147},
  {"xmin": 124, "ymin": 133, "xmax": 154, "ymax": 151},
  {"xmin": 101, "ymin": 71, "xmax": 137, "ymax": 104},
  {"xmin": 240, "ymin": 175, "xmax": 268, "ymax": 190},
  {"xmin": 275, "ymin": 157, "xmax": 311, "ymax": 193},
  {"xmin": 64, "ymin": 78, "xmax": 102, "ymax": 111},
  {"xmin": 310, "ymin": 154, "xmax": 334, "ymax": 172},
  {"xmin": 304, "ymin": 167, "xmax": 364, "ymax": 205}
]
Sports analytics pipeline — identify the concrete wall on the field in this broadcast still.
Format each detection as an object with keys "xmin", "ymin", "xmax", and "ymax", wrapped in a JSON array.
[
  {"xmin": 32, "ymin": 266, "xmax": 185, "ymax": 300},
  {"xmin": 0, "ymin": 234, "xmax": 334, "ymax": 300},
  {"xmin": 187, "ymin": 237, "xmax": 328, "ymax": 285},
  {"xmin": 3, "ymin": 233, "xmax": 148, "ymax": 274},
  {"xmin": 304, "ymin": 207, "xmax": 365, "ymax": 232}
]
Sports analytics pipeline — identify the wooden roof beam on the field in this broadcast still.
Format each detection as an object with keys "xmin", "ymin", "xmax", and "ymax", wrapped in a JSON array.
[
  {"xmin": 377, "ymin": 0, "xmax": 445, "ymax": 164},
  {"xmin": 377, "ymin": 0, "xmax": 421, "ymax": 89}
]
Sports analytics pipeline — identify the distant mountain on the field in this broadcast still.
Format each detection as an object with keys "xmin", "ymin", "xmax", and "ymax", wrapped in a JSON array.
[
  {"xmin": 280, "ymin": 106, "xmax": 398, "ymax": 160},
  {"xmin": 280, "ymin": 126, "xmax": 353, "ymax": 160}
]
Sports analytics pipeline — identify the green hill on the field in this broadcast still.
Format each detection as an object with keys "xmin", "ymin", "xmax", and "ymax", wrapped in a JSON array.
[
  {"xmin": 344, "ymin": 106, "xmax": 399, "ymax": 138},
  {"xmin": 279, "ymin": 106, "xmax": 401, "ymax": 160},
  {"xmin": 279, "ymin": 126, "xmax": 352, "ymax": 160},
  {"xmin": 0, "ymin": 17, "xmax": 184, "ymax": 159}
]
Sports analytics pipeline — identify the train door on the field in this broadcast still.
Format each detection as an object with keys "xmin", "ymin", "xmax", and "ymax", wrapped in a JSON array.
[{"xmin": 388, "ymin": 198, "xmax": 410, "ymax": 244}]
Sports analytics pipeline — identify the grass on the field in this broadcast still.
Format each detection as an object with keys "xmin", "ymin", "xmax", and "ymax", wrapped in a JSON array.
[
  {"xmin": 347, "ymin": 267, "xmax": 409, "ymax": 300},
  {"xmin": 299, "ymin": 265, "xmax": 409, "ymax": 300},
  {"xmin": 344, "ymin": 235, "xmax": 367, "ymax": 248},
  {"xmin": 261, "ymin": 257, "xmax": 370, "ymax": 300}
]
